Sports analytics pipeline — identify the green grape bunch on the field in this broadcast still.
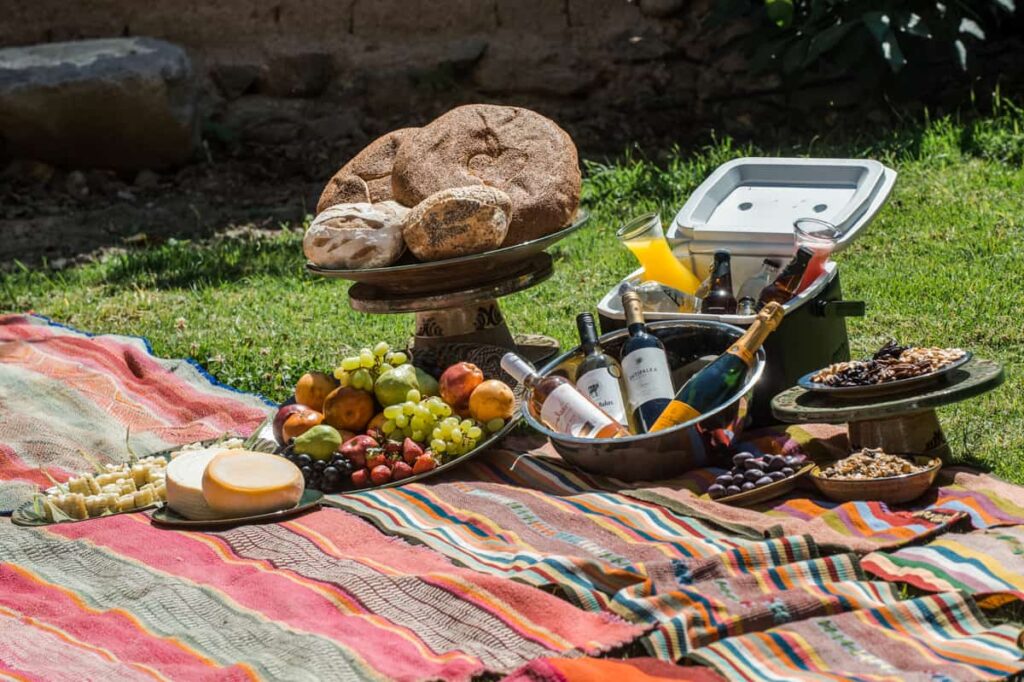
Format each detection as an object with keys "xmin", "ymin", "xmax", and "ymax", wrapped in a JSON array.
[
  {"xmin": 380, "ymin": 389, "xmax": 506, "ymax": 462},
  {"xmin": 333, "ymin": 341, "xmax": 408, "ymax": 392}
]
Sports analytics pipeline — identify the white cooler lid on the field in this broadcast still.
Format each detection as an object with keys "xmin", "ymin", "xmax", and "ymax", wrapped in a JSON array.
[{"xmin": 668, "ymin": 157, "xmax": 896, "ymax": 254}]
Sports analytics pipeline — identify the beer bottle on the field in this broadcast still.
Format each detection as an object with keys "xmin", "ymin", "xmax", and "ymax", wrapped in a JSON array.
[
  {"xmin": 701, "ymin": 251, "xmax": 737, "ymax": 314},
  {"xmin": 757, "ymin": 247, "xmax": 813, "ymax": 309}
]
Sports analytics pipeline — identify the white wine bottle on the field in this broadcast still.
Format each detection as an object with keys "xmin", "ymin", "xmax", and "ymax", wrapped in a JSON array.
[{"xmin": 574, "ymin": 312, "xmax": 630, "ymax": 428}]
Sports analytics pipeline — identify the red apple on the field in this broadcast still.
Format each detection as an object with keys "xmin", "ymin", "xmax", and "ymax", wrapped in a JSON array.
[
  {"xmin": 339, "ymin": 434, "xmax": 378, "ymax": 469},
  {"xmin": 439, "ymin": 362, "xmax": 485, "ymax": 413},
  {"xmin": 273, "ymin": 403, "xmax": 320, "ymax": 445}
]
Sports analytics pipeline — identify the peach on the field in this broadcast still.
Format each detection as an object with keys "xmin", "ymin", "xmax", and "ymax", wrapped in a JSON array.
[
  {"xmin": 439, "ymin": 362, "xmax": 484, "ymax": 413},
  {"xmin": 469, "ymin": 380, "xmax": 515, "ymax": 422},
  {"xmin": 295, "ymin": 372, "xmax": 339, "ymax": 411}
]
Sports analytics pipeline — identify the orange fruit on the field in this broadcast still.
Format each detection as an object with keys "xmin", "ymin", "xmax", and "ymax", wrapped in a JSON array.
[
  {"xmin": 295, "ymin": 372, "xmax": 339, "ymax": 411},
  {"xmin": 323, "ymin": 386, "xmax": 376, "ymax": 432},
  {"xmin": 281, "ymin": 410, "xmax": 324, "ymax": 442},
  {"xmin": 468, "ymin": 380, "xmax": 515, "ymax": 422}
]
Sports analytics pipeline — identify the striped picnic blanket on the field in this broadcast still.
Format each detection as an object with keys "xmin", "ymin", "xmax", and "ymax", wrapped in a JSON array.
[
  {"xmin": 327, "ymin": 445, "xmax": 1024, "ymax": 676},
  {"xmin": 3, "ymin": 314, "xmax": 1024, "ymax": 681},
  {"xmin": 0, "ymin": 316, "xmax": 640, "ymax": 680}
]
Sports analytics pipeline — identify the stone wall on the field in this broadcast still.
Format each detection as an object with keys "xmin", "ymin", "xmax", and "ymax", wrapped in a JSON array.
[{"xmin": 1, "ymin": 0, "xmax": 773, "ymax": 155}]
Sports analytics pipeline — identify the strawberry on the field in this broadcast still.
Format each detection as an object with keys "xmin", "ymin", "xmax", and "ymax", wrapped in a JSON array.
[
  {"xmin": 412, "ymin": 454, "xmax": 437, "ymax": 475},
  {"xmin": 350, "ymin": 468, "xmax": 370, "ymax": 488},
  {"xmin": 402, "ymin": 437, "xmax": 424, "ymax": 465},
  {"xmin": 384, "ymin": 439, "xmax": 402, "ymax": 456},
  {"xmin": 366, "ymin": 448, "xmax": 388, "ymax": 470},
  {"xmin": 392, "ymin": 461, "xmax": 414, "ymax": 480},
  {"xmin": 370, "ymin": 464, "xmax": 392, "ymax": 486}
]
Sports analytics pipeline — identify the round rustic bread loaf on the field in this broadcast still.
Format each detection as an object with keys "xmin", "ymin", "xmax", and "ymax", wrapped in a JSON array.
[
  {"xmin": 402, "ymin": 186, "xmax": 512, "ymax": 262},
  {"xmin": 391, "ymin": 105, "xmax": 580, "ymax": 246},
  {"xmin": 304, "ymin": 201, "xmax": 409, "ymax": 270},
  {"xmin": 317, "ymin": 128, "xmax": 417, "ymax": 212},
  {"xmin": 316, "ymin": 174, "xmax": 370, "ymax": 209}
]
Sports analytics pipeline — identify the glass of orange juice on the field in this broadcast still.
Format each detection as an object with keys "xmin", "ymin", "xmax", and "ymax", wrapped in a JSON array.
[{"xmin": 617, "ymin": 213, "xmax": 701, "ymax": 295}]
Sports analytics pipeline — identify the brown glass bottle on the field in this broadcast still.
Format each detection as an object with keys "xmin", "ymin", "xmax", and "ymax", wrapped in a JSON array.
[
  {"xmin": 757, "ymin": 247, "xmax": 813, "ymax": 309},
  {"xmin": 701, "ymin": 251, "xmax": 737, "ymax": 314},
  {"xmin": 501, "ymin": 353, "xmax": 629, "ymax": 439}
]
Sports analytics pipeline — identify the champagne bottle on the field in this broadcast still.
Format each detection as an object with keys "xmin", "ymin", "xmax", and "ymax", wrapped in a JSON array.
[
  {"xmin": 619, "ymin": 290, "xmax": 675, "ymax": 433},
  {"xmin": 574, "ymin": 313, "xmax": 630, "ymax": 428},
  {"xmin": 649, "ymin": 302, "xmax": 785, "ymax": 432},
  {"xmin": 501, "ymin": 353, "xmax": 629, "ymax": 439},
  {"xmin": 701, "ymin": 251, "xmax": 737, "ymax": 314},
  {"xmin": 736, "ymin": 259, "xmax": 781, "ymax": 316},
  {"xmin": 757, "ymin": 247, "xmax": 813, "ymax": 309}
]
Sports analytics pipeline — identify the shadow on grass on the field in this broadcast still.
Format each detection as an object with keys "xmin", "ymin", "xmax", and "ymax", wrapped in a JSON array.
[{"xmin": 96, "ymin": 230, "xmax": 306, "ymax": 291}]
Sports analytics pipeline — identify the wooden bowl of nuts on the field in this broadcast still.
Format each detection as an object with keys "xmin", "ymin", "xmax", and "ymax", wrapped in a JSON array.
[{"xmin": 809, "ymin": 448, "xmax": 941, "ymax": 505}]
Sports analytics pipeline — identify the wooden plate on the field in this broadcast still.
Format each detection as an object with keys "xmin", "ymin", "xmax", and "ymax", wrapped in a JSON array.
[
  {"xmin": 151, "ymin": 489, "xmax": 323, "ymax": 528},
  {"xmin": 809, "ymin": 456, "xmax": 941, "ymax": 504},
  {"xmin": 306, "ymin": 211, "xmax": 589, "ymax": 295},
  {"xmin": 707, "ymin": 462, "xmax": 815, "ymax": 507},
  {"xmin": 797, "ymin": 352, "xmax": 972, "ymax": 400}
]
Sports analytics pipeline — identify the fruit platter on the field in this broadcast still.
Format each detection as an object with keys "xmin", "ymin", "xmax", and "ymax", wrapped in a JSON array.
[{"xmin": 271, "ymin": 340, "xmax": 520, "ymax": 494}]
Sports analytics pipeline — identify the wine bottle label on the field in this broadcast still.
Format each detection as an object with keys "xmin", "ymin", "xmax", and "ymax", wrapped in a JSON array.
[
  {"xmin": 540, "ymin": 384, "xmax": 617, "ymax": 438},
  {"xmin": 576, "ymin": 367, "xmax": 628, "ymax": 425},
  {"xmin": 621, "ymin": 347, "xmax": 674, "ymax": 411},
  {"xmin": 649, "ymin": 400, "xmax": 701, "ymax": 432}
]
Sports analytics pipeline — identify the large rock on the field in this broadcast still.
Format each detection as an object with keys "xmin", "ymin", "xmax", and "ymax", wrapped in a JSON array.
[{"xmin": 0, "ymin": 38, "xmax": 197, "ymax": 170}]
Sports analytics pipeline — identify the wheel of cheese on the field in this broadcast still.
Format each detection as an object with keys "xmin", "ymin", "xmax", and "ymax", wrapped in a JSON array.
[
  {"xmin": 317, "ymin": 128, "xmax": 417, "ymax": 212},
  {"xmin": 165, "ymin": 449, "xmax": 224, "ymax": 520},
  {"xmin": 303, "ymin": 201, "xmax": 409, "ymax": 269},
  {"xmin": 202, "ymin": 450, "xmax": 304, "ymax": 517},
  {"xmin": 401, "ymin": 186, "xmax": 512, "ymax": 261},
  {"xmin": 391, "ymin": 105, "xmax": 580, "ymax": 246}
]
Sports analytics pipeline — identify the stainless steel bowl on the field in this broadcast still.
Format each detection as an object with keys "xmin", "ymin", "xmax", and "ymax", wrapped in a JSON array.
[{"xmin": 523, "ymin": 320, "xmax": 765, "ymax": 481}]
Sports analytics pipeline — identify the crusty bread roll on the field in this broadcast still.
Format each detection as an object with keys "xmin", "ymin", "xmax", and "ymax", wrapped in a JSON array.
[
  {"xmin": 304, "ymin": 201, "xmax": 409, "ymax": 270},
  {"xmin": 392, "ymin": 105, "xmax": 580, "ymax": 246},
  {"xmin": 317, "ymin": 128, "xmax": 417, "ymax": 212},
  {"xmin": 401, "ymin": 186, "xmax": 512, "ymax": 262}
]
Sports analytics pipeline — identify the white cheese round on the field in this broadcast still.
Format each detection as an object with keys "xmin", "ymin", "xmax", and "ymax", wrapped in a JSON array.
[{"xmin": 165, "ymin": 448, "xmax": 224, "ymax": 520}]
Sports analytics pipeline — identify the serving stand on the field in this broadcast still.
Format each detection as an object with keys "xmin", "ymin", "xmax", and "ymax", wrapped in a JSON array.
[
  {"xmin": 771, "ymin": 358, "xmax": 1005, "ymax": 460},
  {"xmin": 307, "ymin": 212, "xmax": 589, "ymax": 365}
]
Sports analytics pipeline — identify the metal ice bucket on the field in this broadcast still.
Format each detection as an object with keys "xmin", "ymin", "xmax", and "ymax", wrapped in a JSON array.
[{"xmin": 522, "ymin": 320, "xmax": 765, "ymax": 481}]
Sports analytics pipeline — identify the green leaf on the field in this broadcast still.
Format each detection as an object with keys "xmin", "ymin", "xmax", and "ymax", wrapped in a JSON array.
[
  {"xmin": 897, "ymin": 13, "xmax": 932, "ymax": 39},
  {"xmin": 954, "ymin": 39, "xmax": 968, "ymax": 70},
  {"xmin": 959, "ymin": 18, "xmax": 985, "ymax": 40},
  {"xmin": 862, "ymin": 12, "xmax": 907, "ymax": 72},
  {"xmin": 765, "ymin": 0, "xmax": 794, "ymax": 27},
  {"xmin": 806, "ymin": 21, "xmax": 856, "ymax": 62}
]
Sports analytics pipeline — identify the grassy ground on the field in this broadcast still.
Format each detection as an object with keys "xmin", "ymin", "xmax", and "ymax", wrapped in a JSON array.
[{"xmin": 3, "ymin": 104, "xmax": 1023, "ymax": 481}]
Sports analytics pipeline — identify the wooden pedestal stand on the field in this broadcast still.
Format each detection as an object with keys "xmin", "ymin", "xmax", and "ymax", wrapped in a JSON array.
[{"xmin": 771, "ymin": 359, "xmax": 1004, "ymax": 460}]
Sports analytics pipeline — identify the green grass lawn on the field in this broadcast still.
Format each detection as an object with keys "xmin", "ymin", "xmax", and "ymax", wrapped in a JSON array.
[{"xmin": 3, "ymin": 107, "xmax": 1023, "ymax": 481}]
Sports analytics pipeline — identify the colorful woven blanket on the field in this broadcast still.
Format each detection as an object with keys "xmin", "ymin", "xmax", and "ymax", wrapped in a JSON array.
[
  {"xmin": 0, "ymin": 316, "xmax": 640, "ymax": 680},
  {"xmin": 3, "ymin": 314, "xmax": 1024, "ymax": 681}
]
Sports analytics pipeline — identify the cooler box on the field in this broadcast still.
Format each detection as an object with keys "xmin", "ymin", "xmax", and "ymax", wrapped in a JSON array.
[{"xmin": 597, "ymin": 157, "xmax": 897, "ymax": 426}]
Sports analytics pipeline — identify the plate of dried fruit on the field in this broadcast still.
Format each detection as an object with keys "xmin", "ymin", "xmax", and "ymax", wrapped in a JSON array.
[
  {"xmin": 704, "ymin": 451, "xmax": 814, "ymax": 507},
  {"xmin": 798, "ymin": 342, "xmax": 971, "ymax": 400}
]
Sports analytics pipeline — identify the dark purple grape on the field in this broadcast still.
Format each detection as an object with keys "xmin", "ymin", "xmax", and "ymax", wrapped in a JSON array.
[
  {"xmin": 741, "ymin": 481, "xmax": 755, "ymax": 491},
  {"xmin": 716, "ymin": 474, "xmax": 734, "ymax": 486},
  {"xmin": 726, "ymin": 485, "xmax": 741, "ymax": 495},
  {"xmin": 707, "ymin": 484, "xmax": 725, "ymax": 499},
  {"xmin": 300, "ymin": 465, "xmax": 313, "ymax": 478},
  {"xmin": 744, "ymin": 458, "xmax": 762, "ymax": 470},
  {"xmin": 322, "ymin": 466, "xmax": 341, "ymax": 492},
  {"xmin": 733, "ymin": 452, "xmax": 754, "ymax": 467},
  {"xmin": 781, "ymin": 467, "xmax": 795, "ymax": 476},
  {"xmin": 295, "ymin": 454, "xmax": 312, "ymax": 468},
  {"xmin": 767, "ymin": 457, "xmax": 784, "ymax": 471},
  {"xmin": 745, "ymin": 469, "xmax": 764, "ymax": 481},
  {"xmin": 755, "ymin": 476, "xmax": 773, "ymax": 486},
  {"xmin": 313, "ymin": 460, "xmax": 326, "ymax": 472},
  {"xmin": 768, "ymin": 471, "xmax": 786, "ymax": 481}
]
